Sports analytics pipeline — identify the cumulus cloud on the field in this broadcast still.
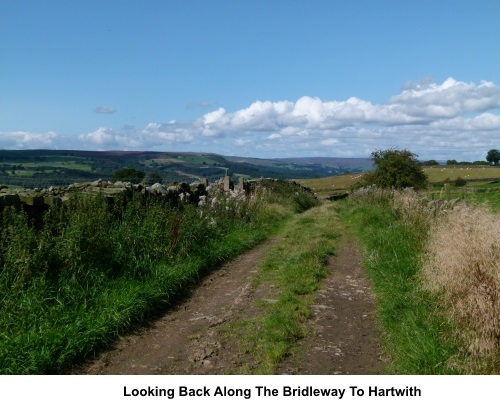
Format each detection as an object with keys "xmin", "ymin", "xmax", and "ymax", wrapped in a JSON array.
[
  {"xmin": 388, "ymin": 78, "xmax": 500, "ymax": 119},
  {"xmin": 0, "ymin": 131, "xmax": 58, "ymax": 149},
  {"xmin": 195, "ymin": 78, "xmax": 500, "ymax": 138},
  {"xmin": 77, "ymin": 122, "xmax": 194, "ymax": 150},
  {"xmin": 94, "ymin": 105, "xmax": 117, "ymax": 114},
  {"xmin": 3, "ymin": 77, "xmax": 500, "ymax": 160},
  {"xmin": 189, "ymin": 77, "xmax": 500, "ymax": 159}
]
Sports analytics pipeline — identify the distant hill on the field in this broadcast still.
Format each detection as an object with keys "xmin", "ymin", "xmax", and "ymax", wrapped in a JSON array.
[
  {"xmin": 0, "ymin": 150, "xmax": 372, "ymax": 188},
  {"xmin": 276, "ymin": 157, "xmax": 374, "ymax": 171}
]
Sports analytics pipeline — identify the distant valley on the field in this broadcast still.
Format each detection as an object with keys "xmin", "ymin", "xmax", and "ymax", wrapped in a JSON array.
[{"xmin": 0, "ymin": 150, "xmax": 373, "ymax": 188}]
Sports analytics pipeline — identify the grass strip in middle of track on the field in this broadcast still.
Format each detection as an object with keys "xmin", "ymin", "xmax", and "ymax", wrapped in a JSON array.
[{"xmin": 222, "ymin": 203, "xmax": 341, "ymax": 374}]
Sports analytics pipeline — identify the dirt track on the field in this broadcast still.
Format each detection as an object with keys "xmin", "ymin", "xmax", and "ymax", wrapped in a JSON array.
[
  {"xmin": 277, "ymin": 238, "xmax": 383, "ymax": 374},
  {"xmin": 79, "ymin": 235, "xmax": 384, "ymax": 375}
]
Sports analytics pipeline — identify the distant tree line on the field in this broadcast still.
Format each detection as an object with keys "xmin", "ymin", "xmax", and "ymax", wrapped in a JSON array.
[
  {"xmin": 421, "ymin": 159, "xmax": 492, "ymax": 166},
  {"xmin": 427, "ymin": 149, "xmax": 500, "ymax": 166},
  {"xmin": 445, "ymin": 160, "xmax": 490, "ymax": 166}
]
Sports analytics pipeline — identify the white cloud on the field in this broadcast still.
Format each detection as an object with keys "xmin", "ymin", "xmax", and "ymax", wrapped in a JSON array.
[
  {"xmin": 76, "ymin": 122, "xmax": 194, "ymax": 150},
  {"xmin": 189, "ymin": 77, "xmax": 500, "ymax": 159},
  {"xmin": 267, "ymin": 133, "xmax": 281, "ymax": 140},
  {"xmin": 388, "ymin": 78, "xmax": 500, "ymax": 119},
  {"xmin": 186, "ymin": 101, "xmax": 213, "ymax": 109},
  {"xmin": 0, "ymin": 131, "xmax": 57, "ymax": 149},
  {"xmin": 94, "ymin": 105, "xmax": 117, "ymax": 114},
  {"xmin": 233, "ymin": 138, "xmax": 251, "ymax": 146},
  {"xmin": 321, "ymin": 138, "xmax": 340, "ymax": 146},
  {"xmin": 3, "ymin": 78, "xmax": 500, "ymax": 160}
]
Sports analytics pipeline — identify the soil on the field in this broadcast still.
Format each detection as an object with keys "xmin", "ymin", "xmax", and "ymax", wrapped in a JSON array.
[{"xmin": 78, "ymin": 236, "xmax": 384, "ymax": 375}]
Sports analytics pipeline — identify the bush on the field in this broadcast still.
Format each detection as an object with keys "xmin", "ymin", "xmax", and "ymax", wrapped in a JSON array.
[
  {"xmin": 144, "ymin": 172, "xmax": 162, "ymax": 185},
  {"xmin": 357, "ymin": 149, "xmax": 428, "ymax": 190},
  {"xmin": 454, "ymin": 176, "xmax": 467, "ymax": 187},
  {"xmin": 111, "ymin": 168, "xmax": 145, "ymax": 183}
]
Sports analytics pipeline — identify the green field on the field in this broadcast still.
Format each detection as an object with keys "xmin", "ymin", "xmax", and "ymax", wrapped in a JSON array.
[
  {"xmin": 298, "ymin": 165, "xmax": 500, "ymax": 198},
  {"xmin": 422, "ymin": 165, "xmax": 500, "ymax": 183}
]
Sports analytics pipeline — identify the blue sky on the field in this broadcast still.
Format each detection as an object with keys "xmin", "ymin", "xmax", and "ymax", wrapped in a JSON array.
[{"xmin": 1, "ymin": 0, "xmax": 500, "ymax": 160}]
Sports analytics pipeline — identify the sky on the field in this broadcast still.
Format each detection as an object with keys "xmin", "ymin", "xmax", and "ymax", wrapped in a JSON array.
[{"xmin": 1, "ymin": 0, "xmax": 500, "ymax": 160}]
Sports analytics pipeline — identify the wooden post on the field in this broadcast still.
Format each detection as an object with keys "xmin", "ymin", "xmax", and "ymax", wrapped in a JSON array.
[{"xmin": 445, "ymin": 183, "xmax": 451, "ymax": 201}]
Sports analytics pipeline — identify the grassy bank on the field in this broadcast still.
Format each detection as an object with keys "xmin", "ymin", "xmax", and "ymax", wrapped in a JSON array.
[
  {"xmin": 338, "ymin": 187, "xmax": 500, "ymax": 373},
  {"xmin": 337, "ymin": 190, "xmax": 459, "ymax": 374},
  {"xmin": 0, "ymin": 180, "xmax": 318, "ymax": 374},
  {"xmin": 221, "ymin": 203, "xmax": 340, "ymax": 374}
]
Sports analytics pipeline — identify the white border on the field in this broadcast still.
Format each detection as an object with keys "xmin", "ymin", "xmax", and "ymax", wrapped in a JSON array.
[{"xmin": 1, "ymin": 375, "xmax": 498, "ymax": 404}]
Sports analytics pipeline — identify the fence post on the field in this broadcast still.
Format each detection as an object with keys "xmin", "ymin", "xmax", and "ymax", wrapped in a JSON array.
[{"xmin": 445, "ymin": 183, "xmax": 451, "ymax": 201}]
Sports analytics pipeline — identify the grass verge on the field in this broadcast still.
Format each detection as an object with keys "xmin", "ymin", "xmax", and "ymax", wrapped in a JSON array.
[{"xmin": 336, "ymin": 193, "xmax": 460, "ymax": 374}]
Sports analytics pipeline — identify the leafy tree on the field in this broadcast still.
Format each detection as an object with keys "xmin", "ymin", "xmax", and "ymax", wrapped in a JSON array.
[
  {"xmin": 145, "ymin": 172, "xmax": 163, "ymax": 185},
  {"xmin": 359, "ymin": 148, "xmax": 428, "ymax": 190},
  {"xmin": 422, "ymin": 159, "xmax": 439, "ymax": 166},
  {"xmin": 486, "ymin": 149, "xmax": 500, "ymax": 166},
  {"xmin": 111, "ymin": 168, "xmax": 145, "ymax": 183},
  {"xmin": 446, "ymin": 159, "xmax": 458, "ymax": 165}
]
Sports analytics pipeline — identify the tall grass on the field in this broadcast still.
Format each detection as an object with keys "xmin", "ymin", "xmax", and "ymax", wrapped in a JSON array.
[
  {"xmin": 0, "ymin": 180, "xmax": 318, "ymax": 374},
  {"xmin": 421, "ymin": 205, "xmax": 500, "ymax": 371}
]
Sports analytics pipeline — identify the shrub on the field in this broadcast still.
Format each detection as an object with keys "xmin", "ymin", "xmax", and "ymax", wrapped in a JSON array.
[
  {"xmin": 454, "ymin": 176, "xmax": 467, "ymax": 187},
  {"xmin": 111, "ymin": 168, "xmax": 145, "ymax": 183},
  {"xmin": 357, "ymin": 149, "xmax": 428, "ymax": 190},
  {"xmin": 144, "ymin": 172, "xmax": 163, "ymax": 185}
]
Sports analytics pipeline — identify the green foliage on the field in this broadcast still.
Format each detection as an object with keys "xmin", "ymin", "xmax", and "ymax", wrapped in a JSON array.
[
  {"xmin": 255, "ymin": 179, "xmax": 319, "ymax": 213},
  {"xmin": 486, "ymin": 149, "xmax": 500, "ymax": 166},
  {"xmin": 111, "ymin": 168, "xmax": 145, "ymax": 183},
  {"xmin": 0, "ymin": 180, "xmax": 314, "ymax": 374},
  {"xmin": 447, "ymin": 159, "xmax": 458, "ymax": 165},
  {"xmin": 144, "ymin": 172, "xmax": 163, "ymax": 185},
  {"xmin": 358, "ymin": 149, "xmax": 428, "ymax": 190},
  {"xmin": 423, "ymin": 159, "xmax": 439, "ymax": 166},
  {"xmin": 454, "ymin": 176, "xmax": 467, "ymax": 187}
]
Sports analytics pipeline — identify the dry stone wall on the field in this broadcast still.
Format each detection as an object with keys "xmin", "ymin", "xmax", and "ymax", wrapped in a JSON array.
[{"xmin": 0, "ymin": 176, "xmax": 254, "ymax": 225}]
